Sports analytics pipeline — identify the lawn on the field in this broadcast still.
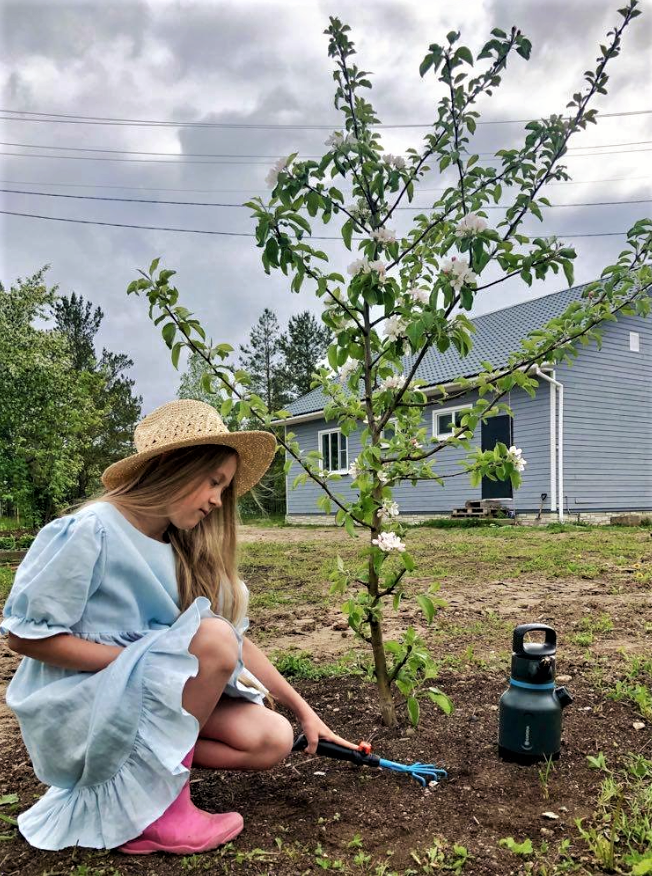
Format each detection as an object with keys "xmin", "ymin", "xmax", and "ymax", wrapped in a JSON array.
[{"xmin": 0, "ymin": 522, "xmax": 650, "ymax": 875}]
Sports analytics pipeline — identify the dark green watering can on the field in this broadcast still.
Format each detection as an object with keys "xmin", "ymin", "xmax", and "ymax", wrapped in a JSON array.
[{"xmin": 499, "ymin": 624, "xmax": 573, "ymax": 763}]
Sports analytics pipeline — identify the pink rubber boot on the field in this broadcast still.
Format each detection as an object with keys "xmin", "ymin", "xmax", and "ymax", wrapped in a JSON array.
[{"xmin": 118, "ymin": 747, "xmax": 243, "ymax": 855}]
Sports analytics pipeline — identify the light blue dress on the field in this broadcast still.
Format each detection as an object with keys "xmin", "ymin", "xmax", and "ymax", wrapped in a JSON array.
[{"xmin": 0, "ymin": 500, "xmax": 268, "ymax": 851}]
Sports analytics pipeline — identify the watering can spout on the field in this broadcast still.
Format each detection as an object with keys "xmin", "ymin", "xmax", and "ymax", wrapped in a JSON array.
[{"xmin": 555, "ymin": 686, "xmax": 573, "ymax": 709}]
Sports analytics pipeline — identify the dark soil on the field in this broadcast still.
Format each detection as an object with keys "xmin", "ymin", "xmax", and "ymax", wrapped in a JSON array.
[{"xmin": 0, "ymin": 667, "xmax": 648, "ymax": 876}]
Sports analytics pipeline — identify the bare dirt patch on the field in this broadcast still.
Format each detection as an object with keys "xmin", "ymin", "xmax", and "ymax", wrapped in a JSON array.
[{"xmin": 1, "ymin": 524, "xmax": 650, "ymax": 875}]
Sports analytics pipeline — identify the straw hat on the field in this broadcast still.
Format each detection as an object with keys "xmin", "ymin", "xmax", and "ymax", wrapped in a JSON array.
[{"xmin": 101, "ymin": 399, "xmax": 277, "ymax": 497}]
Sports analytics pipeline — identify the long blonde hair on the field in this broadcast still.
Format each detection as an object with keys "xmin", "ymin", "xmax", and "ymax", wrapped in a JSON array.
[{"xmin": 70, "ymin": 444, "xmax": 268, "ymax": 698}]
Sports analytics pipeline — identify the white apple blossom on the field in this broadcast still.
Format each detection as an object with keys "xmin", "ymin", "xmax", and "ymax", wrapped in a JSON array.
[
  {"xmin": 372, "ymin": 531, "xmax": 406, "ymax": 553},
  {"xmin": 347, "ymin": 258, "xmax": 370, "ymax": 276},
  {"xmin": 440, "ymin": 256, "xmax": 477, "ymax": 292},
  {"xmin": 265, "ymin": 156, "xmax": 290, "ymax": 189},
  {"xmin": 370, "ymin": 227, "xmax": 397, "ymax": 244},
  {"xmin": 378, "ymin": 499, "xmax": 400, "ymax": 520},
  {"xmin": 409, "ymin": 437, "xmax": 423, "ymax": 450},
  {"xmin": 407, "ymin": 286, "xmax": 430, "ymax": 306},
  {"xmin": 325, "ymin": 131, "xmax": 358, "ymax": 149},
  {"xmin": 339, "ymin": 359, "xmax": 358, "ymax": 382},
  {"xmin": 380, "ymin": 374, "xmax": 405, "ymax": 391},
  {"xmin": 381, "ymin": 153, "xmax": 407, "ymax": 170},
  {"xmin": 507, "ymin": 446, "xmax": 527, "ymax": 473},
  {"xmin": 455, "ymin": 212, "xmax": 488, "ymax": 236},
  {"xmin": 385, "ymin": 315, "xmax": 407, "ymax": 342},
  {"xmin": 369, "ymin": 259, "xmax": 387, "ymax": 283},
  {"xmin": 348, "ymin": 458, "xmax": 361, "ymax": 478},
  {"xmin": 377, "ymin": 471, "xmax": 389, "ymax": 484}
]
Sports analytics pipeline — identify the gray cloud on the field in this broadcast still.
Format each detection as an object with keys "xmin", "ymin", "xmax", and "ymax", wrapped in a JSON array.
[{"xmin": 0, "ymin": 0, "xmax": 650, "ymax": 414}]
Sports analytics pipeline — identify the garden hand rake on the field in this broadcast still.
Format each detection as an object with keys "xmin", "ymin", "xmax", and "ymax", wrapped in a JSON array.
[{"xmin": 292, "ymin": 734, "xmax": 448, "ymax": 788}]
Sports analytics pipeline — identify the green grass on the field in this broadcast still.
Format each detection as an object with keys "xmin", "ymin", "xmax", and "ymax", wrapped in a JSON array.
[
  {"xmin": 607, "ymin": 655, "xmax": 652, "ymax": 720},
  {"xmin": 271, "ymin": 648, "xmax": 367, "ymax": 680},
  {"xmin": 0, "ymin": 566, "xmax": 13, "ymax": 601}
]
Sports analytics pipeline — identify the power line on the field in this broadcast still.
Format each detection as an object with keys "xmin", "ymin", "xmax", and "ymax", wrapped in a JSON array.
[
  {"xmin": 1, "ymin": 176, "xmax": 649, "ymax": 194},
  {"xmin": 1, "ymin": 107, "xmax": 651, "ymax": 129},
  {"xmin": 1, "ymin": 147, "xmax": 650, "ymax": 167},
  {"xmin": 2, "ymin": 187, "xmax": 650, "ymax": 210},
  {"xmin": 2, "ymin": 138, "xmax": 651, "ymax": 158},
  {"xmin": 0, "ymin": 208, "xmax": 632, "ymax": 238}
]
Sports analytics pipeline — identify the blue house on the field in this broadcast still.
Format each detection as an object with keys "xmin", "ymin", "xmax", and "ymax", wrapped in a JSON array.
[{"xmin": 281, "ymin": 285, "xmax": 652, "ymax": 524}]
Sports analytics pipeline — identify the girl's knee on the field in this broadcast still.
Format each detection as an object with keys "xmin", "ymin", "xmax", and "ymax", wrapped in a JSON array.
[
  {"xmin": 190, "ymin": 617, "xmax": 239, "ymax": 675},
  {"xmin": 260, "ymin": 713, "xmax": 294, "ymax": 768}
]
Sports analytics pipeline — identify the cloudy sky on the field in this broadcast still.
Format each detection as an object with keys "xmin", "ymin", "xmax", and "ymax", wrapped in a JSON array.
[{"xmin": 1, "ymin": 0, "xmax": 650, "ymax": 415}]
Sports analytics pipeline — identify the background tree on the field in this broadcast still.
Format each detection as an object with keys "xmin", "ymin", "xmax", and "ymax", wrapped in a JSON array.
[
  {"xmin": 0, "ymin": 270, "xmax": 104, "ymax": 524},
  {"xmin": 238, "ymin": 308, "xmax": 292, "ymax": 413},
  {"xmin": 278, "ymin": 310, "xmax": 333, "ymax": 400},
  {"xmin": 128, "ymin": 2, "xmax": 650, "ymax": 726},
  {"xmin": 53, "ymin": 292, "xmax": 142, "ymax": 503}
]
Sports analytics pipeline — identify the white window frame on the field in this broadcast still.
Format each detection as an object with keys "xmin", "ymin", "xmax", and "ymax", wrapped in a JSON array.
[
  {"xmin": 630, "ymin": 331, "xmax": 640, "ymax": 352},
  {"xmin": 380, "ymin": 417, "xmax": 399, "ymax": 444},
  {"xmin": 318, "ymin": 428, "xmax": 349, "ymax": 474},
  {"xmin": 432, "ymin": 404, "xmax": 473, "ymax": 440}
]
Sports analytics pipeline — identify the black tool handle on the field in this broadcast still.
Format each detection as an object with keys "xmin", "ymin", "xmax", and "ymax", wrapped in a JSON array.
[
  {"xmin": 513, "ymin": 624, "xmax": 556, "ymax": 657},
  {"xmin": 292, "ymin": 734, "xmax": 380, "ymax": 767}
]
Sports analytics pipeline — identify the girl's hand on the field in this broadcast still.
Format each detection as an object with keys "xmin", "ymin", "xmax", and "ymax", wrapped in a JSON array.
[{"xmin": 299, "ymin": 707, "xmax": 359, "ymax": 755}]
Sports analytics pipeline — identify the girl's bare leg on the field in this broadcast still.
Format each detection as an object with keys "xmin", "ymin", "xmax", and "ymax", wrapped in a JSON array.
[
  {"xmin": 194, "ymin": 697, "xmax": 294, "ymax": 770},
  {"xmin": 182, "ymin": 618, "xmax": 241, "ymax": 730}
]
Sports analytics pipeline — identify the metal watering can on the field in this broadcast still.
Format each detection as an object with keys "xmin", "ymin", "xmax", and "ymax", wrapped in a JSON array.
[{"xmin": 499, "ymin": 624, "xmax": 573, "ymax": 763}]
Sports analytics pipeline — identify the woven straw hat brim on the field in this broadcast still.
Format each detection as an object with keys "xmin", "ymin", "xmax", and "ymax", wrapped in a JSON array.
[{"xmin": 101, "ymin": 431, "xmax": 276, "ymax": 497}]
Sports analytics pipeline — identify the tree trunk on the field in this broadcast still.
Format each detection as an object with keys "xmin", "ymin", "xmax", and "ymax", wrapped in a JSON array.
[{"xmin": 369, "ymin": 614, "xmax": 397, "ymax": 727}]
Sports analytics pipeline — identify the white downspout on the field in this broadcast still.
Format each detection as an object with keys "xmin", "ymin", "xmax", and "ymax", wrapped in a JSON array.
[{"xmin": 534, "ymin": 368, "xmax": 565, "ymax": 523}]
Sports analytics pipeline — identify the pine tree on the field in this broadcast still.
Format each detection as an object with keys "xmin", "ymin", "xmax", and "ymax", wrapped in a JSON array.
[
  {"xmin": 238, "ymin": 308, "xmax": 291, "ymax": 413},
  {"xmin": 278, "ymin": 310, "xmax": 333, "ymax": 400},
  {"xmin": 53, "ymin": 291, "xmax": 142, "ymax": 501}
]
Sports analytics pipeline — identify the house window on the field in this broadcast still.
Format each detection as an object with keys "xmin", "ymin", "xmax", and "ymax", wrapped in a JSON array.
[
  {"xmin": 320, "ymin": 429, "xmax": 348, "ymax": 472},
  {"xmin": 630, "ymin": 331, "xmax": 640, "ymax": 352},
  {"xmin": 381, "ymin": 419, "xmax": 398, "ymax": 443},
  {"xmin": 433, "ymin": 405, "xmax": 472, "ymax": 439}
]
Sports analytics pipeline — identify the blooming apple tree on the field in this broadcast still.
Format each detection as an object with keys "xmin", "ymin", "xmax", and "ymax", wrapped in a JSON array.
[{"xmin": 128, "ymin": 2, "xmax": 651, "ymax": 727}]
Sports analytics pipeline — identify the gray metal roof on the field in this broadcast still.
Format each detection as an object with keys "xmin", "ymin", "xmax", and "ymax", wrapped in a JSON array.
[{"xmin": 284, "ymin": 284, "xmax": 588, "ymax": 417}]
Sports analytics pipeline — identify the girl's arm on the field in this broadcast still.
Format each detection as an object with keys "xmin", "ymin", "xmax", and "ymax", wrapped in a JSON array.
[
  {"xmin": 241, "ymin": 637, "xmax": 358, "ymax": 754},
  {"xmin": 6, "ymin": 633, "xmax": 123, "ymax": 672}
]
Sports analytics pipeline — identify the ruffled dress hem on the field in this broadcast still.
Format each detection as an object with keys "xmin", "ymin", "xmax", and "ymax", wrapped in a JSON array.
[{"xmin": 15, "ymin": 596, "xmax": 241, "ymax": 851}]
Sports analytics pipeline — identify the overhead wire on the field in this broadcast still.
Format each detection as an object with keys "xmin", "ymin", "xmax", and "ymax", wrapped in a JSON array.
[
  {"xmin": 1, "ymin": 147, "xmax": 650, "ymax": 165},
  {"xmin": 1, "ymin": 176, "xmax": 649, "ymax": 194},
  {"xmin": 0, "ymin": 208, "xmax": 634, "ymax": 239},
  {"xmin": 1, "ymin": 187, "xmax": 650, "ymax": 210},
  {"xmin": 2, "ymin": 139, "xmax": 651, "ymax": 158},
  {"xmin": 1, "ymin": 107, "xmax": 651, "ymax": 129}
]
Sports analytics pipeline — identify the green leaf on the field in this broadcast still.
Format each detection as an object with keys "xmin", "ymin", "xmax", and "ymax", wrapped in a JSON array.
[
  {"xmin": 0, "ymin": 795, "xmax": 18, "ymax": 807},
  {"xmin": 401, "ymin": 551, "xmax": 415, "ymax": 572},
  {"xmin": 0, "ymin": 814, "xmax": 17, "ymax": 827},
  {"xmin": 149, "ymin": 256, "xmax": 161, "ymax": 275},
  {"xmin": 170, "ymin": 341, "xmax": 183, "ymax": 370},
  {"xmin": 416, "ymin": 594, "xmax": 435, "ymax": 625},
  {"xmin": 162, "ymin": 322, "xmax": 176, "ymax": 347},
  {"xmin": 426, "ymin": 687, "xmax": 454, "ymax": 715},
  {"xmin": 499, "ymin": 837, "xmax": 533, "ymax": 856},
  {"xmin": 562, "ymin": 260, "xmax": 574, "ymax": 287},
  {"xmin": 407, "ymin": 696, "xmax": 420, "ymax": 727},
  {"xmin": 344, "ymin": 515, "xmax": 357, "ymax": 538},
  {"xmin": 456, "ymin": 46, "xmax": 474, "ymax": 66},
  {"xmin": 342, "ymin": 219, "xmax": 353, "ymax": 251},
  {"xmin": 419, "ymin": 54, "xmax": 434, "ymax": 77}
]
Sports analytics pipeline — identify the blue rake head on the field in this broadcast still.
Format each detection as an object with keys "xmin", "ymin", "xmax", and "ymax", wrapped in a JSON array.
[{"xmin": 378, "ymin": 757, "xmax": 448, "ymax": 788}]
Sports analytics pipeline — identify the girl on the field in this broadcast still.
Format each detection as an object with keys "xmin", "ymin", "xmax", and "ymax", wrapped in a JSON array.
[{"xmin": 1, "ymin": 399, "xmax": 356, "ymax": 855}]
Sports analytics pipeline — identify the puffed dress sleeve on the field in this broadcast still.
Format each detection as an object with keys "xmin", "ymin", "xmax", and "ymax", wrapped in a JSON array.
[{"xmin": 1, "ymin": 513, "xmax": 105, "ymax": 640}]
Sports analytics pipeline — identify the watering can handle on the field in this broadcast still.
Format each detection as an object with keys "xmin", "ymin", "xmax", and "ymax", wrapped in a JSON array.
[{"xmin": 512, "ymin": 624, "xmax": 556, "ymax": 656}]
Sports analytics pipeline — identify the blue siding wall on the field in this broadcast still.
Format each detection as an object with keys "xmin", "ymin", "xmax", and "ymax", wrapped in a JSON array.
[
  {"xmin": 285, "ymin": 383, "xmax": 555, "ymax": 515},
  {"xmin": 558, "ymin": 312, "xmax": 652, "ymax": 512},
  {"xmin": 284, "ymin": 308, "xmax": 652, "ymax": 517}
]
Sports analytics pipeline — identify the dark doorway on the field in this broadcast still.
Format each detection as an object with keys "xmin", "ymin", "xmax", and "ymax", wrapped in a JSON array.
[{"xmin": 481, "ymin": 415, "xmax": 513, "ymax": 500}]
